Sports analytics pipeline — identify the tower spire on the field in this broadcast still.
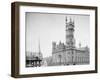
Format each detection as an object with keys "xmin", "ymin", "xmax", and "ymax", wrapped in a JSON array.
[
  {"xmin": 65, "ymin": 17, "xmax": 75, "ymax": 47},
  {"xmin": 66, "ymin": 16, "xmax": 68, "ymax": 23},
  {"xmin": 38, "ymin": 37, "xmax": 43, "ymax": 60},
  {"xmin": 38, "ymin": 38, "xmax": 42, "ymax": 59},
  {"xmin": 38, "ymin": 38, "xmax": 41, "ymax": 53},
  {"xmin": 70, "ymin": 17, "xmax": 72, "ymax": 22}
]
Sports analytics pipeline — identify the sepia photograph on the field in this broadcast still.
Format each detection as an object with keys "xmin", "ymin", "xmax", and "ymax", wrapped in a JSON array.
[
  {"xmin": 11, "ymin": 2, "xmax": 97, "ymax": 77},
  {"xmin": 25, "ymin": 13, "xmax": 90, "ymax": 67}
]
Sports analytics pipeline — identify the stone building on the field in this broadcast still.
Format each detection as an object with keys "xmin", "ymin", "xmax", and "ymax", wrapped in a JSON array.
[{"xmin": 49, "ymin": 17, "xmax": 89, "ymax": 66}]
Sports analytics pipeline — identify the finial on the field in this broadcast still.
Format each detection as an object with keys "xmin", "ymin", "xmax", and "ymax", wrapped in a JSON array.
[
  {"xmin": 66, "ymin": 16, "xmax": 67, "ymax": 22},
  {"xmin": 70, "ymin": 17, "xmax": 72, "ymax": 22},
  {"xmin": 79, "ymin": 42, "xmax": 81, "ymax": 48}
]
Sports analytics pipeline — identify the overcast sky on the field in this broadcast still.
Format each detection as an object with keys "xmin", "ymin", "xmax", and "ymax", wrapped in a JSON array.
[{"xmin": 25, "ymin": 12, "xmax": 90, "ymax": 57}]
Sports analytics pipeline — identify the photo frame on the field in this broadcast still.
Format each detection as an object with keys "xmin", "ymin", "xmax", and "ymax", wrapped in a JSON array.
[{"xmin": 11, "ymin": 2, "xmax": 98, "ymax": 78}]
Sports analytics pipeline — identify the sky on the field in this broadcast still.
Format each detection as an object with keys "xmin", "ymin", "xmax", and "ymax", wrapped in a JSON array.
[{"xmin": 25, "ymin": 12, "xmax": 90, "ymax": 58}]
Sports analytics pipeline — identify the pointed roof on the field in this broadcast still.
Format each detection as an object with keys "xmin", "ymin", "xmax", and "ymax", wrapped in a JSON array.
[{"xmin": 38, "ymin": 38, "xmax": 41, "ymax": 53}]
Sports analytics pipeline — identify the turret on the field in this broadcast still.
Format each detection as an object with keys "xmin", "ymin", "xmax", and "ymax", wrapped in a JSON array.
[
  {"xmin": 79, "ymin": 43, "xmax": 81, "ymax": 48},
  {"xmin": 52, "ymin": 42, "xmax": 56, "ymax": 53},
  {"xmin": 65, "ymin": 17, "xmax": 75, "ymax": 48}
]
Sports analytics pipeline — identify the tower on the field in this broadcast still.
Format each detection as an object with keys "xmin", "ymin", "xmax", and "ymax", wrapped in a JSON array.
[
  {"xmin": 65, "ymin": 17, "xmax": 76, "ymax": 65},
  {"xmin": 52, "ymin": 42, "xmax": 56, "ymax": 53},
  {"xmin": 65, "ymin": 17, "xmax": 75, "ymax": 48}
]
